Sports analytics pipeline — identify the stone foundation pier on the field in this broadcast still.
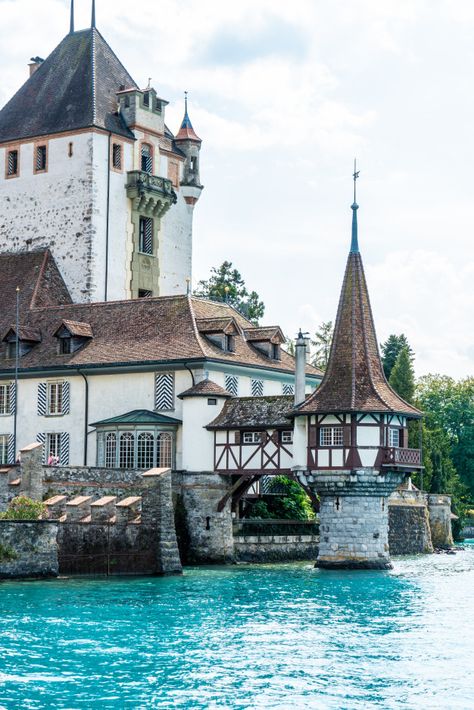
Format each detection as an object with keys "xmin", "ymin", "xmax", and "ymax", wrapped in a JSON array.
[{"xmin": 297, "ymin": 468, "xmax": 405, "ymax": 569}]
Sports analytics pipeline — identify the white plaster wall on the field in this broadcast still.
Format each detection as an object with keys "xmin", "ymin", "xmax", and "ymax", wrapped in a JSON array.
[
  {"xmin": 292, "ymin": 416, "xmax": 308, "ymax": 469},
  {"xmin": 332, "ymin": 449, "xmax": 344, "ymax": 467},
  {"xmin": 0, "ymin": 133, "xmax": 97, "ymax": 301},
  {"xmin": 318, "ymin": 450, "xmax": 329, "ymax": 467},
  {"xmin": 359, "ymin": 449, "xmax": 378, "ymax": 467},
  {"xmin": 181, "ymin": 396, "xmax": 225, "ymax": 471},
  {"xmin": 159, "ymin": 191, "xmax": 193, "ymax": 295},
  {"xmin": 357, "ymin": 426, "xmax": 380, "ymax": 447}
]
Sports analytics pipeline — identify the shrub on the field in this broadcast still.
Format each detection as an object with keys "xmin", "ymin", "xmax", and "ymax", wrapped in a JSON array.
[
  {"xmin": 0, "ymin": 543, "xmax": 17, "ymax": 562},
  {"xmin": 0, "ymin": 496, "xmax": 46, "ymax": 521}
]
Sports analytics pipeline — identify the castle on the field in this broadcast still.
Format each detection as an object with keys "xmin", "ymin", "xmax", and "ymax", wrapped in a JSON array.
[{"xmin": 0, "ymin": 4, "xmax": 453, "ymax": 576}]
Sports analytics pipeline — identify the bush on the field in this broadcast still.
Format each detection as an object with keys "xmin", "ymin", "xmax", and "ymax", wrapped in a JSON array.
[
  {"xmin": 247, "ymin": 477, "xmax": 316, "ymax": 521},
  {"xmin": 0, "ymin": 496, "xmax": 46, "ymax": 521}
]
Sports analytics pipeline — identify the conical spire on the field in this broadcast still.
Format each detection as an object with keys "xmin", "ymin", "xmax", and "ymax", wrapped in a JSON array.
[
  {"xmin": 297, "ymin": 170, "xmax": 421, "ymax": 418},
  {"xmin": 175, "ymin": 91, "xmax": 202, "ymax": 142}
]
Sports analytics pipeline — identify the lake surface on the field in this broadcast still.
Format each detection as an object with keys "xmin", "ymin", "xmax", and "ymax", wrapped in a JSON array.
[{"xmin": 1, "ymin": 546, "xmax": 474, "ymax": 709}]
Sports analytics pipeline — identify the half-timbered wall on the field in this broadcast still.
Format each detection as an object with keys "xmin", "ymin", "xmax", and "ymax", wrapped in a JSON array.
[{"xmin": 214, "ymin": 429, "xmax": 293, "ymax": 474}]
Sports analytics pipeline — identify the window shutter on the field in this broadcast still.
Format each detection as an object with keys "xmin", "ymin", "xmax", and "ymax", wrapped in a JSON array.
[
  {"xmin": 225, "ymin": 375, "xmax": 238, "ymax": 397},
  {"xmin": 9, "ymin": 382, "xmax": 16, "ymax": 415},
  {"xmin": 399, "ymin": 429, "xmax": 406, "ymax": 448},
  {"xmin": 36, "ymin": 432, "xmax": 46, "ymax": 463},
  {"xmin": 155, "ymin": 373, "xmax": 174, "ymax": 411},
  {"xmin": 234, "ymin": 431, "xmax": 241, "ymax": 444},
  {"xmin": 37, "ymin": 383, "xmax": 47, "ymax": 416},
  {"xmin": 62, "ymin": 381, "xmax": 70, "ymax": 414},
  {"xmin": 7, "ymin": 434, "xmax": 15, "ymax": 464},
  {"xmin": 251, "ymin": 379, "xmax": 264, "ymax": 397},
  {"xmin": 60, "ymin": 432, "xmax": 70, "ymax": 465},
  {"xmin": 343, "ymin": 426, "xmax": 351, "ymax": 446}
]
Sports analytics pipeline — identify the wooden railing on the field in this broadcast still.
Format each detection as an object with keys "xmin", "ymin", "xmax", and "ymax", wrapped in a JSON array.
[{"xmin": 381, "ymin": 447, "xmax": 422, "ymax": 467}]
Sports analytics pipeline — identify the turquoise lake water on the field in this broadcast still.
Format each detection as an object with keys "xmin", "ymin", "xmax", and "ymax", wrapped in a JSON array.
[{"xmin": 1, "ymin": 547, "xmax": 474, "ymax": 709}]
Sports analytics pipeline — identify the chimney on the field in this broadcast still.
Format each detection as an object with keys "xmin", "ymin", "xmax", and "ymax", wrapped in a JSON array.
[
  {"xmin": 28, "ymin": 56, "xmax": 44, "ymax": 77},
  {"xmin": 294, "ymin": 330, "xmax": 308, "ymax": 406}
]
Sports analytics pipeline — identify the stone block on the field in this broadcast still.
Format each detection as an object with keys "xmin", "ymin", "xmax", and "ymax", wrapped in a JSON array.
[
  {"xmin": 66, "ymin": 496, "xmax": 93, "ymax": 522},
  {"xmin": 91, "ymin": 496, "xmax": 117, "ymax": 523}
]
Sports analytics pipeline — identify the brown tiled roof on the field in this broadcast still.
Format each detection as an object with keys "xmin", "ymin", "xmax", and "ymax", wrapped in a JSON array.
[
  {"xmin": 178, "ymin": 379, "xmax": 233, "ymax": 399},
  {"xmin": 57, "ymin": 320, "xmax": 93, "ymax": 338},
  {"xmin": 297, "ymin": 251, "xmax": 422, "ymax": 418},
  {"xmin": 207, "ymin": 396, "xmax": 294, "ymax": 430},
  {"xmin": 195, "ymin": 317, "xmax": 240, "ymax": 335},
  {"xmin": 3, "ymin": 326, "xmax": 41, "ymax": 343},
  {"xmin": 244, "ymin": 326, "xmax": 285, "ymax": 343}
]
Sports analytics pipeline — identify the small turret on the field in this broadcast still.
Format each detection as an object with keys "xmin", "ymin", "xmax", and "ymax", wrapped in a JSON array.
[{"xmin": 174, "ymin": 93, "xmax": 203, "ymax": 207}]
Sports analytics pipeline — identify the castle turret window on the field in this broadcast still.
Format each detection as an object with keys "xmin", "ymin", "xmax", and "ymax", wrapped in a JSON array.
[
  {"xmin": 139, "ymin": 217, "xmax": 153, "ymax": 254},
  {"xmin": 6, "ymin": 149, "xmax": 18, "ymax": 177},
  {"xmin": 141, "ymin": 143, "xmax": 153, "ymax": 173},
  {"xmin": 143, "ymin": 92, "xmax": 150, "ymax": 107}
]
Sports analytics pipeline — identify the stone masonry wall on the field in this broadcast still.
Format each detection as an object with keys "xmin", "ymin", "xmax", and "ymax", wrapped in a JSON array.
[
  {"xmin": 0, "ymin": 521, "xmax": 58, "ymax": 579},
  {"xmin": 234, "ymin": 535, "xmax": 319, "ymax": 563},
  {"xmin": 428, "ymin": 495, "xmax": 454, "ymax": 548},
  {"xmin": 389, "ymin": 505, "xmax": 433, "ymax": 555}
]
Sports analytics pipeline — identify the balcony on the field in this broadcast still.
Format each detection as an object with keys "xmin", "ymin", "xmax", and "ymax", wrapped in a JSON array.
[
  {"xmin": 381, "ymin": 447, "xmax": 422, "ymax": 469},
  {"xmin": 126, "ymin": 171, "xmax": 177, "ymax": 218}
]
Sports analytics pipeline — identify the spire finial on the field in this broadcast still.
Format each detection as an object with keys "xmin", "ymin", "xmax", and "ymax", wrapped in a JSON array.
[
  {"xmin": 184, "ymin": 90, "xmax": 188, "ymax": 114},
  {"xmin": 351, "ymin": 158, "xmax": 360, "ymax": 253},
  {"xmin": 70, "ymin": 0, "xmax": 75, "ymax": 33},
  {"xmin": 91, "ymin": 0, "xmax": 96, "ymax": 28}
]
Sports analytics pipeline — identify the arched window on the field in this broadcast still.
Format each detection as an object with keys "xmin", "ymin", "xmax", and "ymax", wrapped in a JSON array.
[
  {"xmin": 137, "ymin": 432, "xmax": 154, "ymax": 470},
  {"xmin": 105, "ymin": 433, "xmax": 117, "ymax": 468},
  {"xmin": 141, "ymin": 143, "xmax": 153, "ymax": 174},
  {"xmin": 119, "ymin": 432, "xmax": 135, "ymax": 468},
  {"xmin": 157, "ymin": 432, "xmax": 172, "ymax": 468}
]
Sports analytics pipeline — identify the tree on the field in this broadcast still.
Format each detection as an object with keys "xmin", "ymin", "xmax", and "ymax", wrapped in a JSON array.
[
  {"xmin": 311, "ymin": 321, "xmax": 333, "ymax": 371},
  {"xmin": 389, "ymin": 346, "xmax": 415, "ymax": 403},
  {"xmin": 381, "ymin": 334, "xmax": 413, "ymax": 380},
  {"xmin": 194, "ymin": 261, "xmax": 265, "ymax": 324}
]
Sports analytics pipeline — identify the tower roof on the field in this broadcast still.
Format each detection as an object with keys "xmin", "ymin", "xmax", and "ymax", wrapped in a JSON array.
[
  {"xmin": 297, "ymin": 175, "xmax": 422, "ymax": 418},
  {"xmin": 175, "ymin": 94, "xmax": 201, "ymax": 142},
  {"xmin": 0, "ymin": 28, "xmax": 138, "ymax": 144}
]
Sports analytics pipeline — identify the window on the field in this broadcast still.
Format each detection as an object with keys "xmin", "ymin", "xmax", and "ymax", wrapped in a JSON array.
[
  {"xmin": 68, "ymin": 142, "xmax": 74, "ymax": 157},
  {"xmin": 143, "ymin": 92, "xmax": 150, "ymax": 107},
  {"xmin": 389, "ymin": 428, "xmax": 400, "ymax": 447},
  {"xmin": 282, "ymin": 383, "xmax": 294, "ymax": 396},
  {"xmin": 191, "ymin": 156, "xmax": 197, "ymax": 172},
  {"xmin": 225, "ymin": 335, "xmax": 235, "ymax": 353},
  {"xmin": 320, "ymin": 426, "xmax": 344, "ymax": 447},
  {"xmin": 207, "ymin": 398, "xmax": 217, "ymax": 406},
  {"xmin": 112, "ymin": 143, "xmax": 122, "ymax": 170},
  {"xmin": 119, "ymin": 432, "xmax": 135, "ymax": 468},
  {"xmin": 59, "ymin": 337, "xmax": 71, "ymax": 354},
  {"xmin": 0, "ymin": 434, "xmax": 8, "ymax": 464},
  {"xmin": 105, "ymin": 433, "xmax": 117, "ymax": 468},
  {"xmin": 155, "ymin": 373, "xmax": 174, "ymax": 411},
  {"xmin": 155, "ymin": 98, "xmax": 162, "ymax": 113},
  {"xmin": 139, "ymin": 216, "xmax": 153, "ymax": 254},
  {"xmin": 137, "ymin": 432, "xmax": 154, "ymax": 469},
  {"xmin": 138, "ymin": 289, "xmax": 153, "ymax": 298},
  {"xmin": 35, "ymin": 145, "xmax": 47, "ymax": 172},
  {"xmin": 157, "ymin": 432, "xmax": 173, "ymax": 467},
  {"xmin": 281, "ymin": 431, "xmax": 293, "ymax": 444},
  {"xmin": 251, "ymin": 379, "xmax": 264, "ymax": 397},
  {"xmin": 272, "ymin": 344, "xmax": 281, "ymax": 360},
  {"xmin": 0, "ymin": 384, "xmax": 11, "ymax": 415},
  {"xmin": 6, "ymin": 341, "xmax": 16, "ymax": 359},
  {"xmin": 7, "ymin": 149, "xmax": 18, "ymax": 177},
  {"xmin": 242, "ymin": 432, "xmax": 262, "ymax": 444},
  {"xmin": 225, "ymin": 374, "xmax": 238, "ymax": 397},
  {"xmin": 48, "ymin": 383, "xmax": 64, "ymax": 415},
  {"xmin": 46, "ymin": 433, "xmax": 61, "ymax": 461},
  {"xmin": 141, "ymin": 143, "xmax": 153, "ymax": 173}
]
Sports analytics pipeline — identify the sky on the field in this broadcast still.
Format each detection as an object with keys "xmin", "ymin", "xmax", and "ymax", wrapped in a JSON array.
[{"xmin": 0, "ymin": 0, "xmax": 473, "ymax": 378}]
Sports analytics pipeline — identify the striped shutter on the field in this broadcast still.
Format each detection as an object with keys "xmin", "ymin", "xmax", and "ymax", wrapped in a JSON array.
[
  {"xmin": 155, "ymin": 373, "xmax": 174, "ymax": 411},
  {"xmin": 60, "ymin": 432, "xmax": 70, "ymax": 465},
  {"xmin": 225, "ymin": 375, "xmax": 238, "ymax": 397},
  {"xmin": 7, "ymin": 434, "xmax": 15, "ymax": 464},
  {"xmin": 282, "ymin": 383, "xmax": 294, "ymax": 396},
  {"xmin": 62, "ymin": 382, "xmax": 70, "ymax": 414},
  {"xmin": 38, "ymin": 383, "xmax": 47, "ymax": 416},
  {"xmin": 9, "ymin": 382, "xmax": 16, "ymax": 415},
  {"xmin": 36, "ymin": 432, "xmax": 46, "ymax": 463},
  {"xmin": 251, "ymin": 379, "xmax": 264, "ymax": 397}
]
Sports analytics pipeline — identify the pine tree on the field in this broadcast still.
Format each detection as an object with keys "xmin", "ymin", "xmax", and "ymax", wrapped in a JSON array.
[
  {"xmin": 194, "ymin": 261, "xmax": 265, "ymax": 324},
  {"xmin": 311, "ymin": 321, "xmax": 333, "ymax": 371},
  {"xmin": 389, "ymin": 346, "xmax": 415, "ymax": 403},
  {"xmin": 381, "ymin": 334, "xmax": 413, "ymax": 380}
]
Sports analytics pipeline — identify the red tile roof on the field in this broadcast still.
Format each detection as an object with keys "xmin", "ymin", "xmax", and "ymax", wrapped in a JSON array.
[{"xmin": 178, "ymin": 379, "xmax": 233, "ymax": 399}]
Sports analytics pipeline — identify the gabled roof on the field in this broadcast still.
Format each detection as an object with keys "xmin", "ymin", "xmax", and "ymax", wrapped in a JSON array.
[
  {"xmin": 207, "ymin": 396, "xmax": 294, "ymax": 430},
  {"xmin": 91, "ymin": 409, "xmax": 181, "ymax": 427},
  {"xmin": 244, "ymin": 326, "xmax": 285, "ymax": 344},
  {"xmin": 0, "ymin": 28, "xmax": 138, "ymax": 144},
  {"xmin": 54, "ymin": 320, "xmax": 93, "ymax": 338},
  {"xmin": 3, "ymin": 326, "xmax": 41, "ymax": 343},
  {"xmin": 178, "ymin": 379, "xmax": 233, "ymax": 399},
  {"xmin": 196, "ymin": 317, "xmax": 240, "ymax": 335},
  {"xmin": 297, "ymin": 200, "xmax": 422, "ymax": 418}
]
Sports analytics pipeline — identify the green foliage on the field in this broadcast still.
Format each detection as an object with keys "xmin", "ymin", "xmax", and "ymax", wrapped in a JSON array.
[
  {"xmin": 389, "ymin": 346, "xmax": 415, "ymax": 403},
  {"xmin": 247, "ymin": 477, "xmax": 315, "ymax": 521},
  {"xmin": 194, "ymin": 261, "xmax": 265, "ymax": 325},
  {"xmin": 311, "ymin": 321, "xmax": 333, "ymax": 371},
  {"xmin": 285, "ymin": 338, "xmax": 295, "ymax": 357},
  {"xmin": 0, "ymin": 496, "xmax": 46, "ymax": 521},
  {"xmin": 0, "ymin": 543, "xmax": 17, "ymax": 562},
  {"xmin": 381, "ymin": 334, "xmax": 413, "ymax": 380}
]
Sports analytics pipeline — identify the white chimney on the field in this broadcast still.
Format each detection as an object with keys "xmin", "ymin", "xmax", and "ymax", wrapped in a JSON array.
[
  {"xmin": 294, "ymin": 330, "xmax": 307, "ymax": 406},
  {"xmin": 28, "ymin": 56, "xmax": 44, "ymax": 77}
]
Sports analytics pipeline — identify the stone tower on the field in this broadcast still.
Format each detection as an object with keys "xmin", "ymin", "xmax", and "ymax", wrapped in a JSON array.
[
  {"xmin": 0, "ymin": 6, "xmax": 202, "ymax": 303},
  {"xmin": 294, "ymin": 171, "xmax": 423, "ymax": 569}
]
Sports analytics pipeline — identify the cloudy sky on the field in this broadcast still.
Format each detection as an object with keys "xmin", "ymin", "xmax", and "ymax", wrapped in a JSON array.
[{"xmin": 1, "ymin": 0, "xmax": 473, "ymax": 377}]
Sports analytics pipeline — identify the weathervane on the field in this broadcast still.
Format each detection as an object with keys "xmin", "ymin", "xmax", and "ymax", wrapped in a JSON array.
[{"xmin": 353, "ymin": 158, "xmax": 360, "ymax": 205}]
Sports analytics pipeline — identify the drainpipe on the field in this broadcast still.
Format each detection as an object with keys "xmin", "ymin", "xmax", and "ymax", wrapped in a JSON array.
[
  {"xmin": 104, "ymin": 132, "xmax": 112, "ymax": 301},
  {"xmin": 78, "ymin": 370, "xmax": 89, "ymax": 465},
  {"xmin": 294, "ymin": 330, "xmax": 307, "ymax": 406}
]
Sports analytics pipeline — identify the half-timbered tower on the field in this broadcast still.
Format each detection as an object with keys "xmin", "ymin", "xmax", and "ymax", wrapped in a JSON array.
[
  {"xmin": 294, "ymin": 172, "xmax": 423, "ymax": 569},
  {"xmin": 0, "ymin": 2, "xmax": 202, "ymax": 303}
]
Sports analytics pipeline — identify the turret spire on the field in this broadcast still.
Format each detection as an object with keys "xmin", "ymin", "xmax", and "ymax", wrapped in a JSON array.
[
  {"xmin": 91, "ymin": 0, "xmax": 96, "ymax": 28},
  {"xmin": 351, "ymin": 158, "xmax": 360, "ymax": 254},
  {"xmin": 70, "ymin": 0, "xmax": 74, "ymax": 34}
]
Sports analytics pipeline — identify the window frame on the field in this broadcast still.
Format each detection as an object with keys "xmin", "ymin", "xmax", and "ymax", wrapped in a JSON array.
[
  {"xmin": 389, "ymin": 428, "xmax": 400, "ymax": 448},
  {"xmin": 34, "ymin": 143, "xmax": 48, "ymax": 174},
  {"xmin": 0, "ymin": 383, "xmax": 11, "ymax": 415},
  {"xmin": 0, "ymin": 434, "xmax": 9, "ymax": 464},
  {"xmin": 47, "ymin": 382, "xmax": 64, "ymax": 416},
  {"xmin": 242, "ymin": 431, "xmax": 262, "ymax": 445},
  {"xmin": 5, "ymin": 147, "xmax": 19, "ymax": 178},
  {"xmin": 111, "ymin": 141, "xmax": 123, "ymax": 172},
  {"xmin": 140, "ymin": 142, "xmax": 153, "ymax": 174},
  {"xmin": 138, "ymin": 216, "xmax": 154, "ymax": 255},
  {"xmin": 319, "ymin": 426, "xmax": 344, "ymax": 447},
  {"xmin": 280, "ymin": 430, "xmax": 293, "ymax": 444}
]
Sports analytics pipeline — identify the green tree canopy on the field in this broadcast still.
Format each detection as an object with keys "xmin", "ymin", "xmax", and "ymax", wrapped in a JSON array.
[
  {"xmin": 389, "ymin": 346, "xmax": 415, "ymax": 403},
  {"xmin": 381, "ymin": 334, "xmax": 413, "ymax": 380},
  {"xmin": 311, "ymin": 321, "xmax": 333, "ymax": 371},
  {"xmin": 193, "ymin": 261, "xmax": 265, "ymax": 324}
]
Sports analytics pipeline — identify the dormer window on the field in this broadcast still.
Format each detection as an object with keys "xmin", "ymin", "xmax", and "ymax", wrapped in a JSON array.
[
  {"xmin": 3, "ymin": 327, "xmax": 41, "ymax": 359},
  {"xmin": 225, "ymin": 335, "xmax": 235, "ymax": 353},
  {"xmin": 196, "ymin": 318, "xmax": 240, "ymax": 352},
  {"xmin": 244, "ymin": 326, "xmax": 285, "ymax": 360},
  {"xmin": 272, "ymin": 343, "xmax": 281, "ymax": 360},
  {"xmin": 54, "ymin": 320, "xmax": 93, "ymax": 354}
]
